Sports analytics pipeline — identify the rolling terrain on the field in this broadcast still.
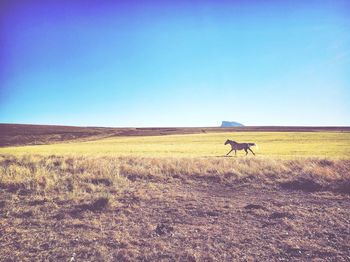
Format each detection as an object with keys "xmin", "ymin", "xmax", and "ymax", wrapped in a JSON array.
[
  {"xmin": 1, "ymin": 123, "xmax": 350, "ymax": 147},
  {"xmin": 0, "ymin": 124, "xmax": 350, "ymax": 261}
]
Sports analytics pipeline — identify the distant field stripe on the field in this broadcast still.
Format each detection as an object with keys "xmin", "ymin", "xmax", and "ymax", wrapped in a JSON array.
[{"xmin": 0, "ymin": 132, "xmax": 349, "ymax": 158}]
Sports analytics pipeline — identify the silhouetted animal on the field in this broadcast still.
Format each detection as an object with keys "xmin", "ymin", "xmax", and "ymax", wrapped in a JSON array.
[{"xmin": 224, "ymin": 139, "xmax": 256, "ymax": 156}]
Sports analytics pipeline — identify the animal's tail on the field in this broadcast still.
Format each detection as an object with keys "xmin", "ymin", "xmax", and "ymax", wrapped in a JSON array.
[{"xmin": 249, "ymin": 143, "xmax": 259, "ymax": 150}]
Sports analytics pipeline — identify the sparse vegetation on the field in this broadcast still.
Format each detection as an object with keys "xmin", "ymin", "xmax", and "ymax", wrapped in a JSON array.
[
  {"xmin": 0, "ymin": 154, "xmax": 349, "ymax": 260},
  {"xmin": 1, "ymin": 128, "xmax": 350, "ymax": 261}
]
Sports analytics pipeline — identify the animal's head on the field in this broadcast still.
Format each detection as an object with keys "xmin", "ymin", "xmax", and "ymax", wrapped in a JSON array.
[{"xmin": 224, "ymin": 139, "xmax": 230, "ymax": 145}]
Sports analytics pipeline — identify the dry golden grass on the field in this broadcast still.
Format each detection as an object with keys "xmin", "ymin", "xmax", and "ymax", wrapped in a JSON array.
[
  {"xmin": 1, "ymin": 155, "xmax": 349, "ymax": 198},
  {"xmin": 1, "ymin": 155, "xmax": 349, "ymax": 261}
]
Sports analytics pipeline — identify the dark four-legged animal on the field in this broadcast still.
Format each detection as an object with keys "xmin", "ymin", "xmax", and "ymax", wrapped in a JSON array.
[{"xmin": 224, "ymin": 139, "xmax": 256, "ymax": 156}]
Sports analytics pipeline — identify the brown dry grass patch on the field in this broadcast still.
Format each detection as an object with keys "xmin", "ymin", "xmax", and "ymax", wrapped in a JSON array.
[
  {"xmin": 0, "ymin": 155, "xmax": 349, "ymax": 261},
  {"xmin": 1, "ymin": 155, "xmax": 348, "ymax": 196}
]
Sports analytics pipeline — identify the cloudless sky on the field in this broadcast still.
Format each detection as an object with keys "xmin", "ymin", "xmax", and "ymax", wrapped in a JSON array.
[{"xmin": 1, "ymin": 0, "xmax": 349, "ymax": 127}]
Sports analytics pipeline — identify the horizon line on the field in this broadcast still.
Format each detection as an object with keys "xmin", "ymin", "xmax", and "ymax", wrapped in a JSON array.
[{"xmin": 1, "ymin": 122, "xmax": 350, "ymax": 129}]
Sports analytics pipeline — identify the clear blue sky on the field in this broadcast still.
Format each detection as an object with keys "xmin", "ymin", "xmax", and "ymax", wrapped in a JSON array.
[{"xmin": 1, "ymin": 0, "xmax": 349, "ymax": 127}]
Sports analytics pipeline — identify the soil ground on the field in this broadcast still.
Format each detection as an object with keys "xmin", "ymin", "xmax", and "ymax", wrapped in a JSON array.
[{"xmin": 1, "ymin": 176, "xmax": 349, "ymax": 261}]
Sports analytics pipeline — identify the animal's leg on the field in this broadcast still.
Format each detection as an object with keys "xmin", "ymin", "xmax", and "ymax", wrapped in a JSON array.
[
  {"xmin": 244, "ymin": 148, "xmax": 248, "ymax": 155},
  {"xmin": 235, "ymin": 150, "xmax": 237, "ymax": 156},
  {"xmin": 248, "ymin": 148, "xmax": 255, "ymax": 156},
  {"xmin": 226, "ymin": 149, "xmax": 233, "ymax": 156}
]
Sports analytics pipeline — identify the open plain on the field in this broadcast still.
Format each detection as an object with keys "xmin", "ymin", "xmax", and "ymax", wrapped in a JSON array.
[
  {"xmin": 3, "ymin": 0, "xmax": 349, "ymax": 260},
  {"xmin": 0, "ymin": 125, "xmax": 350, "ymax": 261}
]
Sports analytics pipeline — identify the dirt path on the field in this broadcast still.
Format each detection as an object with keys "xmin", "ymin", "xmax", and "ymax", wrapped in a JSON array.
[{"xmin": 1, "ymin": 179, "xmax": 349, "ymax": 261}]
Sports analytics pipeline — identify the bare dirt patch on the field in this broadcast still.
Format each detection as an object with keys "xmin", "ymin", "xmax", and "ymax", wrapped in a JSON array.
[
  {"xmin": 1, "ymin": 181, "xmax": 349, "ymax": 261},
  {"xmin": 0, "ymin": 156, "xmax": 349, "ymax": 261}
]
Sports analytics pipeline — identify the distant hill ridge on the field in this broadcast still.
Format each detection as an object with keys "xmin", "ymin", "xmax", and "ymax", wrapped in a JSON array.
[
  {"xmin": 1, "ymin": 123, "xmax": 349, "ymax": 147},
  {"xmin": 221, "ymin": 121, "xmax": 244, "ymax": 127}
]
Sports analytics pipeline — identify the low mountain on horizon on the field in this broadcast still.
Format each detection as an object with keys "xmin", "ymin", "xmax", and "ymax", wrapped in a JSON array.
[{"xmin": 221, "ymin": 121, "xmax": 244, "ymax": 127}]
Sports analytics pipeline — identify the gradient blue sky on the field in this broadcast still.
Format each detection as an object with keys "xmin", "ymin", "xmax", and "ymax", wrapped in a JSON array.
[{"xmin": 1, "ymin": 0, "xmax": 349, "ymax": 127}]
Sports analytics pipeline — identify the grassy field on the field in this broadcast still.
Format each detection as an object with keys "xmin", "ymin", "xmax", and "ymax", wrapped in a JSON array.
[
  {"xmin": 1, "ymin": 131, "xmax": 350, "ymax": 158},
  {"xmin": 1, "ymin": 130, "xmax": 350, "ymax": 260},
  {"xmin": 1, "ymin": 154, "xmax": 349, "ymax": 260}
]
